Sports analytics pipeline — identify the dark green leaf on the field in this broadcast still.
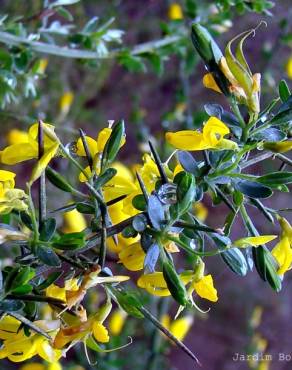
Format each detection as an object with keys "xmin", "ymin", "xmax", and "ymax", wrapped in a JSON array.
[
  {"xmin": 257, "ymin": 172, "xmax": 292, "ymax": 186},
  {"xmin": 94, "ymin": 168, "xmax": 117, "ymax": 189},
  {"xmin": 175, "ymin": 172, "xmax": 196, "ymax": 214},
  {"xmin": 36, "ymin": 246, "xmax": 61, "ymax": 267},
  {"xmin": 46, "ymin": 166, "xmax": 73, "ymax": 193},
  {"xmin": 221, "ymin": 248, "xmax": 248, "ymax": 276},
  {"xmin": 39, "ymin": 218, "xmax": 56, "ymax": 242},
  {"xmin": 177, "ymin": 151, "xmax": 199, "ymax": 176},
  {"xmin": 76, "ymin": 202, "xmax": 95, "ymax": 214},
  {"xmin": 36, "ymin": 271, "xmax": 63, "ymax": 291},
  {"xmin": 0, "ymin": 299, "xmax": 24, "ymax": 312},
  {"xmin": 20, "ymin": 212, "xmax": 33, "ymax": 230},
  {"xmin": 114, "ymin": 290, "xmax": 144, "ymax": 318},
  {"xmin": 52, "ymin": 232, "xmax": 85, "ymax": 250},
  {"xmin": 234, "ymin": 180, "xmax": 272, "ymax": 199},
  {"xmin": 11, "ymin": 284, "xmax": 33, "ymax": 295},
  {"xmin": 279, "ymin": 80, "xmax": 290, "ymax": 102},
  {"xmin": 101, "ymin": 121, "xmax": 125, "ymax": 169},
  {"xmin": 163, "ymin": 261, "xmax": 188, "ymax": 306},
  {"xmin": 132, "ymin": 194, "xmax": 147, "ymax": 211}
]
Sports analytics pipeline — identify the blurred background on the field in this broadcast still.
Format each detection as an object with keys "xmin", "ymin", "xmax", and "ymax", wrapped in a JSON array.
[{"xmin": 0, "ymin": 1, "xmax": 291, "ymax": 369}]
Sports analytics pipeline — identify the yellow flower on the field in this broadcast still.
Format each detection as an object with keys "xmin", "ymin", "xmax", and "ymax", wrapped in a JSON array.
[
  {"xmin": 233, "ymin": 235, "xmax": 277, "ymax": 248},
  {"xmin": 6, "ymin": 129, "xmax": 29, "ymax": 145},
  {"xmin": 0, "ymin": 122, "xmax": 59, "ymax": 184},
  {"xmin": 0, "ymin": 170, "xmax": 28, "ymax": 214},
  {"xmin": 192, "ymin": 275, "xmax": 218, "ymax": 302},
  {"xmin": 286, "ymin": 56, "xmax": 292, "ymax": 79},
  {"xmin": 194, "ymin": 202, "xmax": 208, "ymax": 222},
  {"xmin": 168, "ymin": 3, "xmax": 183, "ymax": 20},
  {"xmin": 53, "ymin": 317, "xmax": 109, "ymax": 350},
  {"xmin": 108, "ymin": 310, "xmax": 127, "ymax": 335},
  {"xmin": 0, "ymin": 316, "xmax": 61, "ymax": 363},
  {"xmin": 138, "ymin": 259, "xmax": 218, "ymax": 304},
  {"xmin": 166, "ymin": 117, "xmax": 237, "ymax": 151},
  {"xmin": 36, "ymin": 58, "xmax": 49, "ymax": 74},
  {"xmin": 62, "ymin": 208, "xmax": 87, "ymax": 233},
  {"xmin": 77, "ymin": 128, "xmax": 125, "ymax": 182},
  {"xmin": 272, "ymin": 216, "xmax": 292, "ymax": 276},
  {"xmin": 20, "ymin": 364, "xmax": 45, "ymax": 370},
  {"xmin": 250, "ymin": 306, "xmax": 263, "ymax": 329},
  {"xmin": 59, "ymin": 92, "xmax": 74, "ymax": 116},
  {"xmin": 118, "ymin": 242, "xmax": 146, "ymax": 271},
  {"xmin": 161, "ymin": 314, "xmax": 193, "ymax": 341},
  {"xmin": 202, "ymin": 28, "xmax": 262, "ymax": 113}
]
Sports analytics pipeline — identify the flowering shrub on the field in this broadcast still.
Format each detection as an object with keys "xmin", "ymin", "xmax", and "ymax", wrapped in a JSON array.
[{"xmin": 0, "ymin": 1, "xmax": 291, "ymax": 369}]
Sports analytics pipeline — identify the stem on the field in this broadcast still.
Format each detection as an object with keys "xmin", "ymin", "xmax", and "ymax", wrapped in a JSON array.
[
  {"xmin": 0, "ymin": 31, "xmax": 182, "ymax": 60},
  {"xmin": 138, "ymin": 306, "xmax": 201, "ymax": 367},
  {"xmin": 27, "ymin": 184, "xmax": 39, "ymax": 244},
  {"xmin": 239, "ymin": 204, "xmax": 258, "ymax": 236},
  {"xmin": 6, "ymin": 294, "xmax": 65, "ymax": 305},
  {"xmin": 38, "ymin": 120, "xmax": 46, "ymax": 230}
]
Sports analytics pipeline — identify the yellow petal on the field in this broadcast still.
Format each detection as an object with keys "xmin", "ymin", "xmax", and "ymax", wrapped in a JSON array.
[
  {"xmin": 137, "ymin": 272, "xmax": 171, "ymax": 297},
  {"xmin": 59, "ymin": 91, "xmax": 74, "ymax": 114},
  {"xmin": 234, "ymin": 235, "xmax": 277, "ymax": 248},
  {"xmin": 118, "ymin": 242, "xmax": 145, "ymax": 271},
  {"xmin": 168, "ymin": 3, "xmax": 183, "ymax": 20},
  {"xmin": 6, "ymin": 129, "xmax": 29, "ymax": 145},
  {"xmin": 92, "ymin": 322, "xmax": 109, "ymax": 343},
  {"xmin": 1, "ymin": 143, "xmax": 38, "ymax": 164},
  {"xmin": 203, "ymin": 73, "xmax": 222, "ymax": 93},
  {"xmin": 46, "ymin": 284, "xmax": 66, "ymax": 302},
  {"xmin": 165, "ymin": 131, "xmax": 206, "ymax": 151},
  {"xmin": 202, "ymin": 117, "xmax": 230, "ymax": 147},
  {"xmin": 0, "ymin": 170, "xmax": 15, "ymax": 187},
  {"xmin": 76, "ymin": 136, "xmax": 98, "ymax": 158},
  {"xmin": 272, "ymin": 237, "xmax": 292, "ymax": 276},
  {"xmin": 96, "ymin": 128, "xmax": 112, "ymax": 153},
  {"xmin": 286, "ymin": 56, "xmax": 292, "ymax": 79},
  {"xmin": 214, "ymin": 138, "xmax": 238, "ymax": 150},
  {"xmin": 108, "ymin": 310, "xmax": 127, "ymax": 335},
  {"xmin": 29, "ymin": 142, "xmax": 59, "ymax": 184},
  {"xmin": 193, "ymin": 274, "xmax": 218, "ymax": 302},
  {"xmin": 48, "ymin": 362, "xmax": 62, "ymax": 370},
  {"xmin": 62, "ymin": 208, "xmax": 87, "ymax": 233},
  {"xmin": 19, "ymin": 363, "xmax": 46, "ymax": 370},
  {"xmin": 169, "ymin": 316, "xmax": 193, "ymax": 341},
  {"xmin": 37, "ymin": 338, "xmax": 62, "ymax": 362}
]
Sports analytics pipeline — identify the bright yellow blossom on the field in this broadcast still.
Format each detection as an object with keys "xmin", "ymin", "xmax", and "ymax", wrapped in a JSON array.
[
  {"xmin": 108, "ymin": 309, "xmax": 127, "ymax": 335},
  {"xmin": 119, "ymin": 242, "xmax": 146, "ymax": 271},
  {"xmin": 77, "ymin": 127, "xmax": 125, "ymax": 182},
  {"xmin": 168, "ymin": 3, "xmax": 183, "ymax": 20},
  {"xmin": 0, "ymin": 170, "xmax": 28, "ymax": 214},
  {"xmin": 59, "ymin": 92, "xmax": 74, "ymax": 116},
  {"xmin": 161, "ymin": 314, "xmax": 193, "ymax": 341},
  {"xmin": 20, "ymin": 362, "xmax": 62, "ymax": 370},
  {"xmin": 0, "ymin": 123, "xmax": 59, "ymax": 184},
  {"xmin": 233, "ymin": 235, "xmax": 277, "ymax": 248},
  {"xmin": 272, "ymin": 216, "xmax": 292, "ymax": 276},
  {"xmin": 0, "ymin": 316, "xmax": 61, "ymax": 363},
  {"xmin": 6, "ymin": 128, "xmax": 29, "ymax": 145},
  {"xmin": 194, "ymin": 202, "xmax": 208, "ymax": 222},
  {"xmin": 286, "ymin": 56, "xmax": 292, "ymax": 79},
  {"xmin": 166, "ymin": 117, "xmax": 237, "ymax": 151},
  {"xmin": 62, "ymin": 208, "xmax": 87, "ymax": 233},
  {"xmin": 137, "ymin": 268, "xmax": 218, "ymax": 303}
]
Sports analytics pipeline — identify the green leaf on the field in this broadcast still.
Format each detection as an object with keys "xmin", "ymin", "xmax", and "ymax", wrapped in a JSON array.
[
  {"xmin": 175, "ymin": 172, "xmax": 196, "ymax": 214},
  {"xmin": 101, "ymin": 121, "xmax": 125, "ymax": 169},
  {"xmin": 279, "ymin": 80, "xmax": 290, "ymax": 102},
  {"xmin": 46, "ymin": 167, "xmax": 73, "ymax": 193},
  {"xmin": 94, "ymin": 168, "xmax": 117, "ymax": 189},
  {"xmin": 76, "ymin": 202, "xmax": 95, "ymax": 214},
  {"xmin": 11, "ymin": 284, "xmax": 33, "ymax": 295},
  {"xmin": 118, "ymin": 53, "xmax": 146, "ymax": 73},
  {"xmin": 52, "ymin": 232, "xmax": 85, "ymax": 250},
  {"xmin": 257, "ymin": 172, "xmax": 292, "ymax": 186},
  {"xmin": 114, "ymin": 290, "xmax": 144, "ymax": 318},
  {"xmin": 36, "ymin": 271, "xmax": 63, "ymax": 291},
  {"xmin": 132, "ymin": 194, "xmax": 147, "ymax": 211},
  {"xmin": 252, "ymin": 128, "xmax": 286, "ymax": 142},
  {"xmin": 0, "ymin": 299, "xmax": 24, "ymax": 311},
  {"xmin": 56, "ymin": 6, "xmax": 74, "ymax": 21},
  {"xmin": 11, "ymin": 267, "xmax": 35, "ymax": 289},
  {"xmin": 36, "ymin": 245, "xmax": 61, "ymax": 267},
  {"xmin": 163, "ymin": 261, "xmax": 188, "ymax": 306},
  {"xmin": 234, "ymin": 180, "xmax": 272, "ymax": 199},
  {"xmin": 20, "ymin": 212, "xmax": 33, "ymax": 230},
  {"xmin": 39, "ymin": 218, "xmax": 57, "ymax": 242},
  {"xmin": 221, "ymin": 248, "xmax": 248, "ymax": 276},
  {"xmin": 177, "ymin": 151, "xmax": 199, "ymax": 176}
]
